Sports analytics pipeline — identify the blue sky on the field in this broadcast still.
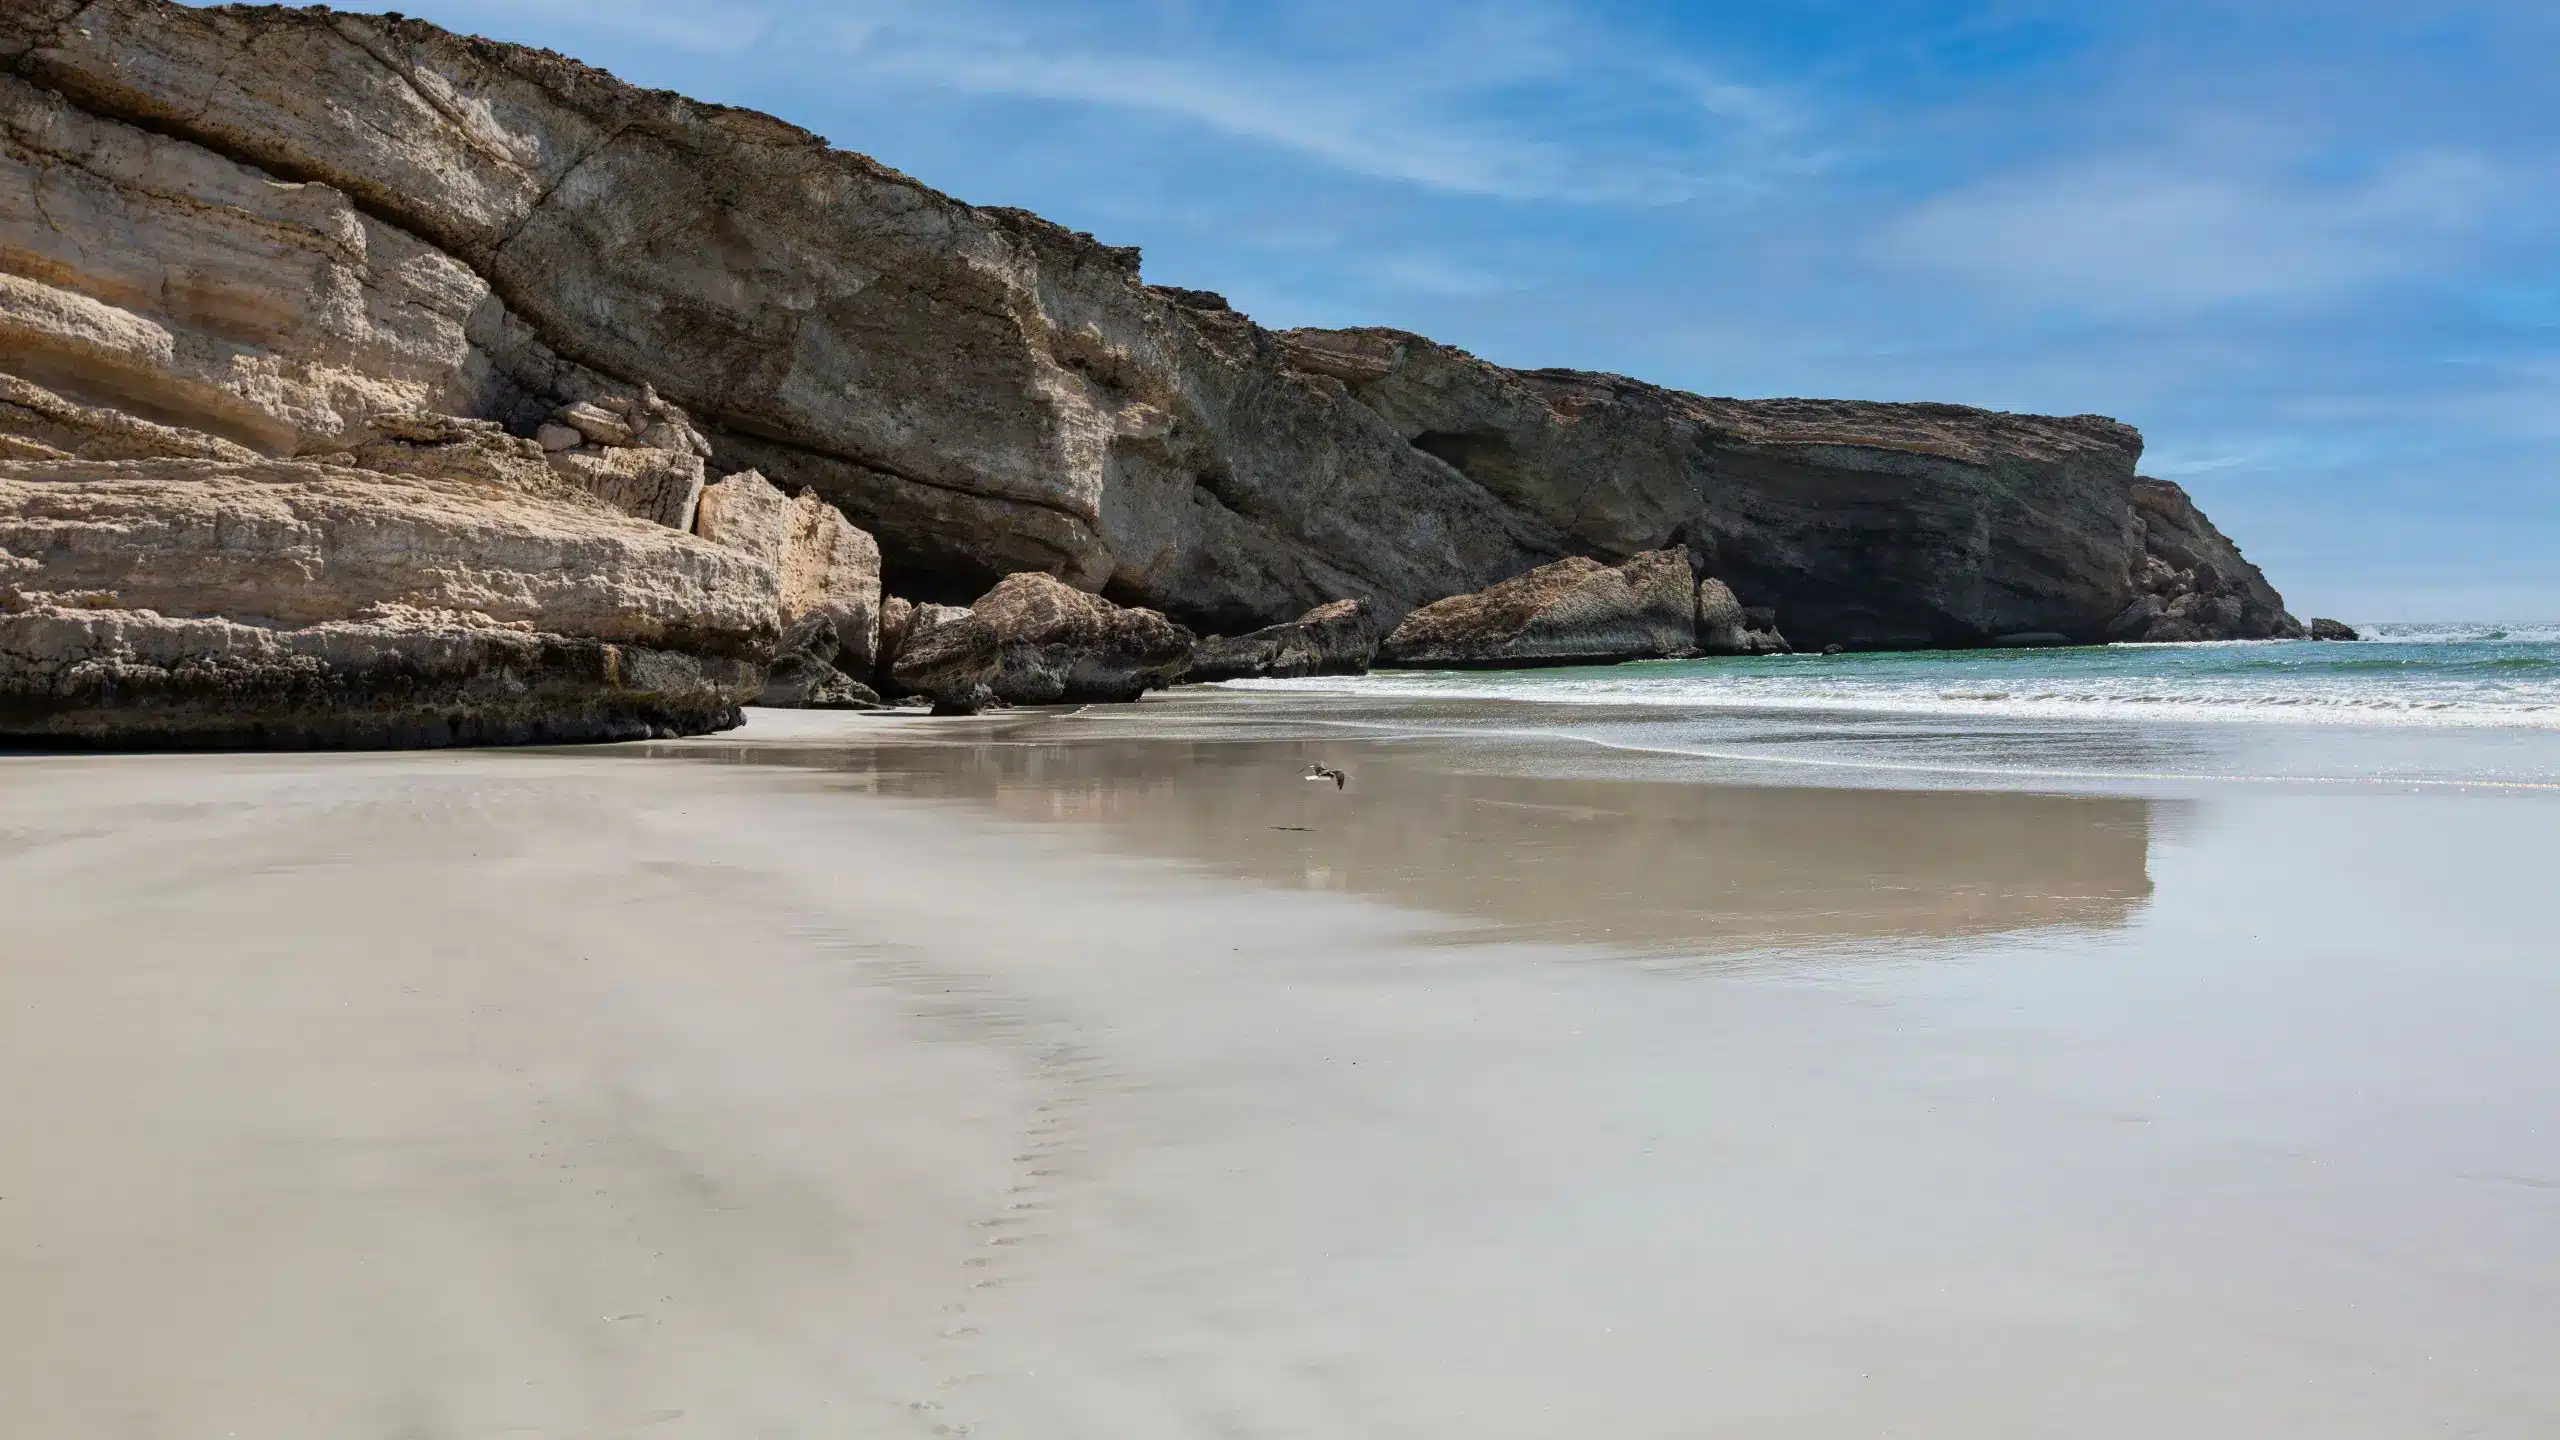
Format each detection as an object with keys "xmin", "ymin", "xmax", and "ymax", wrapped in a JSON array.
[{"xmin": 379, "ymin": 0, "xmax": 2556, "ymax": 620}]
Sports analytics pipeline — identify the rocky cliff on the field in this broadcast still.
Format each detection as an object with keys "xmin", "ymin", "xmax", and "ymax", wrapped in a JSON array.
[{"xmin": 2, "ymin": 0, "xmax": 2298, "ymax": 747}]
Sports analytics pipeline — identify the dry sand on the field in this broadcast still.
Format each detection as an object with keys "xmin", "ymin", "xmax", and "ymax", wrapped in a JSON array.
[{"xmin": 4, "ymin": 708, "xmax": 2558, "ymax": 1436}]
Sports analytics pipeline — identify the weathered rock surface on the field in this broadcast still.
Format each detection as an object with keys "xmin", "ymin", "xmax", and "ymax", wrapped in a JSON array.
[
  {"xmin": 548, "ymin": 445, "xmax": 704, "ymax": 531},
  {"xmin": 1187, "ymin": 598, "xmax": 1381, "ymax": 682},
  {"xmin": 1694, "ymin": 577, "xmax": 1789, "ymax": 656},
  {"xmin": 888, "ymin": 603, "xmax": 1001, "ymax": 715},
  {"xmin": 756, "ymin": 613, "xmax": 885, "ymax": 710},
  {"xmin": 1287, "ymin": 328, "xmax": 2218, "ymax": 649},
  {"xmin": 692, "ymin": 469, "xmax": 884, "ymax": 706},
  {"xmin": 2309, "ymin": 618, "xmax": 2360, "ymax": 642},
  {"xmin": 0, "ymin": 427, "xmax": 773, "ymax": 745},
  {"xmin": 0, "ymin": 0, "xmax": 2297, "ymax": 651},
  {"xmin": 0, "ymin": 0, "xmax": 2308, "ymax": 756},
  {"xmin": 1380, "ymin": 550, "xmax": 1697, "ymax": 669},
  {"xmin": 970, "ymin": 571, "xmax": 1195, "ymax": 704},
  {"xmin": 2104, "ymin": 478, "xmax": 2303, "ymax": 643}
]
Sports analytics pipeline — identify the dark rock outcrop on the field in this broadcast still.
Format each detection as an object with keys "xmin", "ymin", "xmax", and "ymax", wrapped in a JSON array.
[
  {"xmin": 888, "ymin": 604, "xmax": 1001, "ymax": 714},
  {"xmin": 1380, "ymin": 551, "xmax": 1697, "ymax": 669},
  {"xmin": 1187, "ymin": 599, "xmax": 1381, "ymax": 681},
  {"xmin": 2309, "ymin": 618, "xmax": 2360, "ymax": 642},
  {"xmin": 971, "ymin": 572, "xmax": 1195, "ymax": 704},
  {"xmin": 1283, "ymin": 328, "xmax": 2244, "ymax": 649},
  {"xmin": 0, "ymin": 0, "xmax": 2295, "ymax": 659},
  {"xmin": 1695, "ymin": 578, "xmax": 1790, "ymax": 656},
  {"xmin": 2103, "ymin": 479, "xmax": 2303, "ymax": 643}
]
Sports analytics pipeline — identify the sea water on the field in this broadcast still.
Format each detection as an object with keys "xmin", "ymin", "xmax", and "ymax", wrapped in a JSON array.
[{"xmin": 1209, "ymin": 625, "xmax": 2560, "ymax": 790}]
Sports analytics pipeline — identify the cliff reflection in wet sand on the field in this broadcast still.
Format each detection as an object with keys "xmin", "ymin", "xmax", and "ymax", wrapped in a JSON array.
[{"xmin": 659, "ymin": 729, "xmax": 2159, "ymax": 956}]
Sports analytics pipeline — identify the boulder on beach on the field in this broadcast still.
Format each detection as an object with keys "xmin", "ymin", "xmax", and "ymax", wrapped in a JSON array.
[
  {"xmin": 1188, "ymin": 599, "xmax": 1382, "ymax": 681},
  {"xmin": 888, "ymin": 604, "xmax": 1002, "ymax": 715},
  {"xmin": 1379, "ymin": 550, "xmax": 1696, "ymax": 669},
  {"xmin": 972, "ymin": 572, "xmax": 1196, "ymax": 705}
]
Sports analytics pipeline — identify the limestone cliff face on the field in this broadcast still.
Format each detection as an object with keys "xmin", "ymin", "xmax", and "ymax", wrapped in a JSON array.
[
  {"xmin": 0, "ymin": 0, "xmax": 1553, "ymax": 636},
  {"xmin": 1, "ymin": 0, "xmax": 2294, "ymax": 670},
  {"xmin": 0, "ymin": 424, "xmax": 773, "ymax": 745},
  {"xmin": 1278, "ymin": 328, "xmax": 2265, "ymax": 649}
]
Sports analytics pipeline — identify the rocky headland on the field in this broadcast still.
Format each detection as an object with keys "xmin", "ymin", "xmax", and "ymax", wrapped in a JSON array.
[{"xmin": 2, "ymin": 0, "xmax": 2302, "ymax": 746}]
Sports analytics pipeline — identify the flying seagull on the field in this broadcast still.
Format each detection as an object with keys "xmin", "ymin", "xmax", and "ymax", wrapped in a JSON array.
[{"xmin": 1303, "ymin": 764, "xmax": 1346, "ymax": 790}]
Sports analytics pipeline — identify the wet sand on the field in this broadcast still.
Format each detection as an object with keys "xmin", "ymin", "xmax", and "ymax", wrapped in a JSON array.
[{"xmin": 4, "ymin": 705, "xmax": 2558, "ymax": 1436}]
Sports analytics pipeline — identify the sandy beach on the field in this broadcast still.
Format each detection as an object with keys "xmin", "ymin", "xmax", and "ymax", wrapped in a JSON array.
[{"xmin": 6, "ymin": 700, "xmax": 2559, "ymax": 1437}]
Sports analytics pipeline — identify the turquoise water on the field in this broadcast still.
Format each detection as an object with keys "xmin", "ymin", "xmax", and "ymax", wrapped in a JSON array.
[
  {"xmin": 1224, "ymin": 623, "xmax": 2560, "ymax": 730},
  {"xmin": 1197, "ymin": 623, "xmax": 2560, "ymax": 790}
]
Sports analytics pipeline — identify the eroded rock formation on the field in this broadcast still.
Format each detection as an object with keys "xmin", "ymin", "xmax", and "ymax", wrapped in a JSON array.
[
  {"xmin": 971, "ymin": 571, "xmax": 1194, "ymax": 705},
  {"xmin": 1188, "ymin": 598, "xmax": 1382, "ymax": 681},
  {"xmin": 0, "ymin": 0, "xmax": 2296, "ymax": 659},
  {"xmin": 2103, "ymin": 478, "xmax": 2303, "ymax": 643},
  {"xmin": 692, "ymin": 469, "xmax": 883, "ymax": 706},
  {"xmin": 1695, "ymin": 578, "xmax": 1790, "ymax": 656},
  {"xmin": 1283, "ymin": 329, "xmax": 2298, "ymax": 648},
  {"xmin": 1379, "ymin": 550, "xmax": 1698, "ymax": 669},
  {"xmin": 0, "ymin": 0, "xmax": 2308, "ymax": 749},
  {"xmin": 0, "ymin": 424, "xmax": 770, "ymax": 745},
  {"xmin": 888, "ymin": 603, "xmax": 1001, "ymax": 715}
]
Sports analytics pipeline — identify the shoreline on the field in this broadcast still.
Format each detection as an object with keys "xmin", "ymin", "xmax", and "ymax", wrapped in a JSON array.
[{"xmin": 6, "ymin": 705, "xmax": 2557, "ymax": 1435}]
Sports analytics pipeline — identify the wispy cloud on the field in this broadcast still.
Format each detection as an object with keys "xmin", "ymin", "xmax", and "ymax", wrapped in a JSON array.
[
  {"xmin": 821, "ymin": 1, "xmax": 1813, "ymax": 204},
  {"xmin": 1878, "ymin": 138, "xmax": 2508, "ymax": 313}
]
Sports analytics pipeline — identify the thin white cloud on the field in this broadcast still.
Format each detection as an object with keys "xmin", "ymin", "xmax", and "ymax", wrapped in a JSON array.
[
  {"xmin": 823, "ymin": 1, "xmax": 1810, "ymax": 204},
  {"xmin": 1878, "ymin": 142, "xmax": 2506, "ymax": 313}
]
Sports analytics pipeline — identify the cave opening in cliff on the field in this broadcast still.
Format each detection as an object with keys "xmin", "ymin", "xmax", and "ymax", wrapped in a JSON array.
[
  {"xmin": 878, "ymin": 553, "xmax": 1006, "ymax": 609},
  {"xmin": 1409, "ymin": 430, "xmax": 1534, "ymax": 498}
]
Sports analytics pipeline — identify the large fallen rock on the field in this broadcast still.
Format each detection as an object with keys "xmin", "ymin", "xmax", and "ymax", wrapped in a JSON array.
[
  {"xmin": 0, "ymin": 429, "xmax": 774, "ymax": 745},
  {"xmin": 971, "ymin": 572, "xmax": 1195, "ymax": 705},
  {"xmin": 2104, "ymin": 478, "xmax": 2303, "ymax": 643},
  {"xmin": 693, "ymin": 469, "xmax": 884, "ymax": 706},
  {"xmin": 888, "ymin": 603, "xmax": 1001, "ymax": 714},
  {"xmin": 1380, "ymin": 550, "xmax": 1697, "ymax": 669},
  {"xmin": 1187, "ymin": 598, "xmax": 1381, "ymax": 681}
]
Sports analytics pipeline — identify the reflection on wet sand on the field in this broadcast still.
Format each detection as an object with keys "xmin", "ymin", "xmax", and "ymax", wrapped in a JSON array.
[{"xmin": 647, "ymin": 722, "xmax": 2160, "ymax": 956}]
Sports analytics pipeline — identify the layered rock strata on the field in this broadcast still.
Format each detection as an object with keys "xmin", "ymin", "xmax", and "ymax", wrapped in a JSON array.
[
  {"xmin": 0, "ymin": 426, "xmax": 773, "ymax": 745},
  {"xmin": 1379, "ymin": 550, "xmax": 1698, "ymax": 669},
  {"xmin": 2103, "ymin": 478, "xmax": 2303, "ymax": 643},
  {"xmin": 0, "ymin": 0, "xmax": 2308, "ymax": 756},
  {"xmin": 1284, "ymin": 329, "xmax": 2300, "ymax": 648},
  {"xmin": 0, "ymin": 0, "xmax": 2295, "ymax": 654}
]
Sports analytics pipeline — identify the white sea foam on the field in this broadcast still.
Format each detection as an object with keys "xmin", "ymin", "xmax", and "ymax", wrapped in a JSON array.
[{"xmin": 1218, "ymin": 630, "xmax": 2560, "ymax": 730}]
